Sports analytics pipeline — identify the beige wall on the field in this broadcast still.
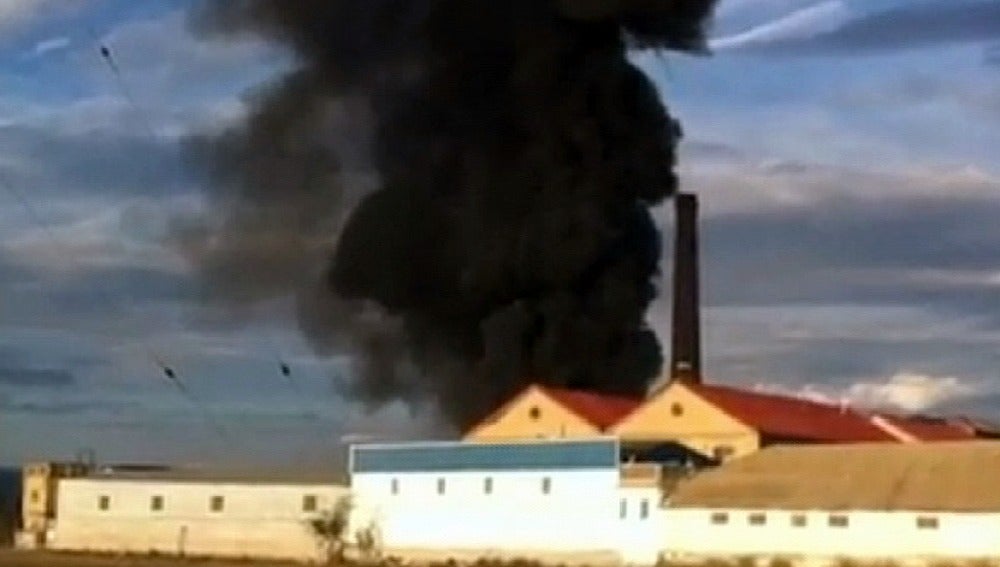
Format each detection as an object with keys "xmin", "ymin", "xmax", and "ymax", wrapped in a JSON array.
[
  {"xmin": 22, "ymin": 462, "xmax": 89, "ymax": 534},
  {"xmin": 50, "ymin": 478, "xmax": 349, "ymax": 562},
  {"xmin": 611, "ymin": 382, "xmax": 759, "ymax": 460},
  {"xmin": 464, "ymin": 387, "xmax": 601, "ymax": 441}
]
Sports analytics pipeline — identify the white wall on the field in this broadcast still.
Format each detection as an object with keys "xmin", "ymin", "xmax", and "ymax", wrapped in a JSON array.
[
  {"xmin": 662, "ymin": 508, "xmax": 1000, "ymax": 563},
  {"xmin": 50, "ymin": 478, "xmax": 349, "ymax": 562},
  {"xmin": 353, "ymin": 469, "xmax": 637, "ymax": 563},
  {"xmin": 616, "ymin": 486, "xmax": 664, "ymax": 565}
]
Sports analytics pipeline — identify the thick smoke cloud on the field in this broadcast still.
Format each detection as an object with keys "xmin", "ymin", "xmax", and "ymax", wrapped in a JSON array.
[{"xmin": 183, "ymin": 0, "xmax": 716, "ymax": 429}]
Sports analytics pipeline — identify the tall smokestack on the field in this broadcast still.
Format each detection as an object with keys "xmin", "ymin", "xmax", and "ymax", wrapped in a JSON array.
[{"xmin": 670, "ymin": 193, "xmax": 701, "ymax": 383}]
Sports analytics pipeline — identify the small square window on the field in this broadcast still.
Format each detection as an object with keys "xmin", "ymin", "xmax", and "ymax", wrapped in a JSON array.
[
  {"xmin": 916, "ymin": 516, "xmax": 939, "ymax": 530},
  {"xmin": 828, "ymin": 514, "xmax": 848, "ymax": 528},
  {"xmin": 619, "ymin": 499, "xmax": 627, "ymax": 519},
  {"xmin": 791, "ymin": 514, "xmax": 807, "ymax": 527},
  {"xmin": 210, "ymin": 495, "xmax": 224, "ymax": 512},
  {"xmin": 29, "ymin": 490, "xmax": 39, "ymax": 504},
  {"xmin": 98, "ymin": 495, "xmax": 110, "ymax": 511},
  {"xmin": 541, "ymin": 477, "xmax": 551, "ymax": 494},
  {"xmin": 303, "ymin": 495, "xmax": 317, "ymax": 512},
  {"xmin": 748, "ymin": 513, "xmax": 766, "ymax": 526},
  {"xmin": 710, "ymin": 512, "xmax": 728, "ymax": 525},
  {"xmin": 437, "ymin": 478, "xmax": 446, "ymax": 495},
  {"xmin": 670, "ymin": 403, "xmax": 684, "ymax": 416},
  {"xmin": 713, "ymin": 445, "xmax": 735, "ymax": 461},
  {"xmin": 484, "ymin": 477, "xmax": 493, "ymax": 494},
  {"xmin": 391, "ymin": 478, "xmax": 399, "ymax": 495},
  {"xmin": 640, "ymin": 499, "xmax": 649, "ymax": 519},
  {"xmin": 151, "ymin": 495, "xmax": 164, "ymax": 512}
]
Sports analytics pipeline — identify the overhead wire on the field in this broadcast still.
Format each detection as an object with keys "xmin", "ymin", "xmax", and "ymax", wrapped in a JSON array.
[
  {"xmin": 0, "ymin": 28, "xmax": 236, "ymax": 446},
  {"xmin": 84, "ymin": 28, "xmax": 240, "ymax": 445}
]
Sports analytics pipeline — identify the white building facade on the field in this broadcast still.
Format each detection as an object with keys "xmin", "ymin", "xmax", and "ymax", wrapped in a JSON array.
[
  {"xmin": 350, "ymin": 438, "xmax": 663, "ymax": 565},
  {"xmin": 662, "ymin": 509, "xmax": 1000, "ymax": 563},
  {"xmin": 48, "ymin": 472, "xmax": 349, "ymax": 562},
  {"xmin": 661, "ymin": 442, "xmax": 1000, "ymax": 566}
]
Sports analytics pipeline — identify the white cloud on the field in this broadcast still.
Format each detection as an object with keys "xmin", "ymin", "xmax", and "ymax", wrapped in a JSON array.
[
  {"xmin": 30, "ymin": 35, "xmax": 70, "ymax": 57},
  {"xmin": 674, "ymin": 153, "xmax": 1000, "ymax": 216},
  {"xmin": 845, "ymin": 373, "xmax": 976, "ymax": 413},
  {"xmin": 756, "ymin": 372, "xmax": 978, "ymax": 413},
  {"xmin": 710, "ymin": 0, "xmax": 851, "ymax": 51},
  {"xmin": 1, "ymin": 195, "xmax": 197, "ymax": 275}
]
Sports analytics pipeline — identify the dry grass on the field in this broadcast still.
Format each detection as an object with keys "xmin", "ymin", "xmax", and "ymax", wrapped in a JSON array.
[{"xmin": 2, "ymin": 551, "xmax": 997, "ymax": 567}]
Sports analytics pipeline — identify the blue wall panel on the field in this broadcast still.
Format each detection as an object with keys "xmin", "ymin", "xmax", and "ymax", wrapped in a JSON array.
[{"xmin": 352, "ymin": 439, "xmax": 618, "ymax": 473}]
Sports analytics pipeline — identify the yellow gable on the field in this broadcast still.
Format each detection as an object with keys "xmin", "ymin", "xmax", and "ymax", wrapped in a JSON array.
[
  {"xmin": 464, "ymin": 385, "xmax": 602, "ymax": 442},
  {"xmin": 610, "ymin": 381, "xmax": 759, "ymax": 460}
]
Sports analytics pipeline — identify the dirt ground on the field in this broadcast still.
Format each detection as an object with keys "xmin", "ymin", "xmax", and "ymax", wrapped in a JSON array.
[{"xmin": 0, "ymin": 549, "xmax": 305, "ymax": 567}]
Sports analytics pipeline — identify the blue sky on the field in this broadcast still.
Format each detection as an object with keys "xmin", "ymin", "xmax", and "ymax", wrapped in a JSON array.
[{"xmin": 1, "ymin": 0, "xmax": 999, "ymax": 467}]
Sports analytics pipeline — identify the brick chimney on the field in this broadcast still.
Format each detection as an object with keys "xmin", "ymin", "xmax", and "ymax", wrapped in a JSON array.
[{"xmin": 670, "ymin": 193, "xmax": 701, "ymax": 383}]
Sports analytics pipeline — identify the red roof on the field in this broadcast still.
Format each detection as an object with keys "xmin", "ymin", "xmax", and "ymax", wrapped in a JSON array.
[
  {"xmin": 873, "ymin": 414, "xmax": 978, "ymax": 441},
  {"xmin": 536, "ymin": 385, "xmax": 643, "ymax": 430},
  {"xmin": 685, "ymin": 383, "xmax": 896, "ymax": 442}
]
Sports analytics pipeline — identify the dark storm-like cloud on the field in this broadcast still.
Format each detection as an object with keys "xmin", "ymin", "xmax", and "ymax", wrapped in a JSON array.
[
  {"xmin": 0, "ymin": 367, "xmax": 74, "ymax": 388},
  {"xmin": 719, "ymin": 1, "xmax": 1000, "ymax": 55},
  {"xmin": 701, "ymin": 194, "xmax": 1000, "ymax": 311},
  {"xmin": 0, "ymin": 122, "xmax": 189, "ymax": 198}
]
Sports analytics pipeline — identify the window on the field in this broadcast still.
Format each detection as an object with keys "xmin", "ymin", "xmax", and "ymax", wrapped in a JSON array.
[
  {"xmin": 670, "ymin": 403, "xmax": 684, "ymax": 417},
  {"xmin": 541, "ymin": 477, "xmax": 551, "ymax": 494},
  {"xmin": 150, "ymin": 495, "xmax": 164, "ymax": 512},
  {"xmin": 391, "ymin": 478, "xmax": 399, "ymax": 495},
  {"xmin": 916, "ymin": 516, "xmax": 939, "ymax": 530},
  {"xmin": 529, "ymin": 406, "xmax": 541, "ymax": 420},
  {"xmin": 619, "ymin": 499, "xmax": 627, "ymax": 519},
  {"xmin": 791, "ymin": 514, "xmax": 807, "ymax": 527},
  {"xmin": 748, "ymin": 513, "xmax": 767, "ymax": 526},
  {"xmin": 640, "ymin": 499, "xmax": 649, "ymax": 519},
  {"xmin": 437, "ymin": 478, "xmax": 446, "ymax": 495},
  {"xmin": 303, "ymin": 495, "xmax": 317, "ymax": 512},
  {"xmin": 710, "ymin": 512, "xmax": 728, "ymax": 525},
  {"xmin": 98, "ymin": 495, "xmax": 110, "ymax": 511},
  {"xmin": 210, "ymin": 495, "xmax": 224, "ymax": 512},
  {"xmin": 828, "ymin": 514, "xmax": 848, "ymax": 528},
  {"xmin": 713, "ymin": 445, "xmax": 735, "ymax": 461},
  {"xmin": 484, "ymin": 477, "xmax": 493, "ymax": 495},
  {"xmin": 29, "ymin": 490, "xmax": 39, "ymax": 504}
]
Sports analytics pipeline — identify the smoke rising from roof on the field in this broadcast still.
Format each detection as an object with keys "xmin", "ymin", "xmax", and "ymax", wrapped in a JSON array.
[{"xmin": 180, "ymin": 0, "xmax": 717, "ymax": 429}]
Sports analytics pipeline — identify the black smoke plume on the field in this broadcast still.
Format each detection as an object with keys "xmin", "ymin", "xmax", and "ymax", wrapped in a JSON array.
[{"xmin": 182, "ymin": 0, "xmax": 717, "ymax": 430}]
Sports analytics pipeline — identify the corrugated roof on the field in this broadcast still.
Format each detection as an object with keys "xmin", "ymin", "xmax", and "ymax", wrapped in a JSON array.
[
  {"xmin": 536, "ymin": 386, "xmax": 642, "ymax": 430},
  {"xmin": 686, "ymin": 383, "xmax": 895, "ymax": 442},
  {"xmin": 669, "ymin": 441, "xmax": 1000, "ymax": 512},
  {"xmin": 873, "ymin": 414, "xmax": 977, "ymax": 442}
]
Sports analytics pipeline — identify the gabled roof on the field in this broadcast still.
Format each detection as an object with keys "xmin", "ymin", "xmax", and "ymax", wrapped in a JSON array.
[
  {"xmin": 536, "ymin": 385, "xmax": 643, "ymax": 430},
  {"xmin": 684, "ymin": 382, "xmax": 895, "ymax": 442},
  {"xmin": 465, "ymin": 384, "xmax": 643, "ymax": 436}
]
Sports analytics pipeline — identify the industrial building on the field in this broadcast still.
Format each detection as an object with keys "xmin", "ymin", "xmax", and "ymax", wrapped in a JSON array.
[
  {"xmin": 662, "ymin": 442, "xmax": 1000, "ymax": 563},
  {"xmin": 467, "ymin": 381, "xmax": 988, "ymax": 461},
  {"xmin": 18, "ymin": 465, "xmax": 348, "ymax": 563},
  {"xmin": 12, "ymin": 194, "xmax": 1000, "ymax": 565}
]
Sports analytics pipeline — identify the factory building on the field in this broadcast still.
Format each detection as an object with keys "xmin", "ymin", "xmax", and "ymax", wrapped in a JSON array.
[
  {"xmin": 661, "ymin": 442, "xmax": 1000, "ymax": 564},
  {"xmin": 28, "ymin": 467, "xmax": 347, "ymax": 562},
  {"xmin": 347, "ymin": 437, "xmax": 1000, "ymax": 566},
  {"xmin": 349, "ymin": 437, "xmax": 670, "ymax": 565},
  {"xmin": 466, "ymin": 380, "xmax": 984, "ymax": 462}
]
